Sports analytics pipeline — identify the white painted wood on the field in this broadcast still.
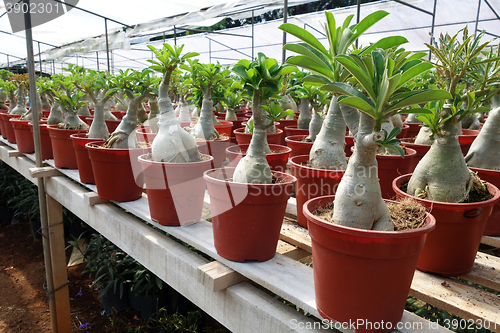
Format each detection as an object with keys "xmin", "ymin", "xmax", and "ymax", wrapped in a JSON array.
[
  {"xmin": 197, "ymin": 261, "xmax": 247, "ymax": 292},
  {"xmin": 481, "ymin": 235, "xmax": 500, "ymax": 248},
  {"xmin": 8, "ymin": 150, "xmax": 23, "ymax": 157},
  {"xmin": 83, "ymin": 192, "xmax": 107, "ymax": 206},
  {"xmin": 29, "ymin": 166, "xmax": 62, "ymax": 178}
]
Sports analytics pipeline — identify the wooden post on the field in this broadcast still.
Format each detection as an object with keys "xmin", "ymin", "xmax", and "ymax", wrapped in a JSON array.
[{"xmin": 46, "ymin": 195, "xmax": 72, "ymax": 332}]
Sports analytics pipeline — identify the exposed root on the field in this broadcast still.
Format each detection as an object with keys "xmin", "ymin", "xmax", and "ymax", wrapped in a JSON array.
[{"xmin": 57, "ymin": 122, "xmax": 89, "ymax": 130}]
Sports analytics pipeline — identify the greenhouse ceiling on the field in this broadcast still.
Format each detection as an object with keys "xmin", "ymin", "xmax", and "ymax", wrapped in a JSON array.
[{"xmin": 0, "ymin": 0, "xmax": 499, "ymax": 72}]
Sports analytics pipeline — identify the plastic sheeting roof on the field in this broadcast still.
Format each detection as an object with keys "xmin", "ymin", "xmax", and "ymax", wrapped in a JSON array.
[{"xmin": 1, "ymin": 0, "xmax": 500, "ymax": 71}]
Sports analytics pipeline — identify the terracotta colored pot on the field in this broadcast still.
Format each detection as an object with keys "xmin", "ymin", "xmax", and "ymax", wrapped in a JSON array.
[
  {"xmin": 304, "ymin": 195, "xmax": 435, "ymax": 333},
  {"xmin": 196, "ymin": 138, "xmax": 229, "ymax": 168},
  {"xmin": 289, "ymin": 155, "xmax": 345, "ymax": 228},
  {"xmin": 105, "ymin": 119, "xmax": 121, "ymax": 133},
  {"xmin": 84, "ymin": 117, "xmax": 93, "ymax": 127},
  {"xmin": 41, "ymin": 109, "xmax": 51, "ymax": 118},
  {"xmin": 285, "ymin": 135, "xmax": 313, "ymax": 159},
  {"xmin": 399, "ymin": 140, "xmax": 431, "ymax": 173},
  {"xmin": 275, "ymin": 119, "xmax": 298, "ymax": 145},
  {"xmin": 138, "ymin": 153, "xmax": 214, "ymax": 226},
  {"xmin": 47, "ymin": 125, "xmax": 87, "ymax": 169},
  {"xmin": 28, "ymin": 121, "xmax": 52, "ymax": 160},
  {"xmin": 403, "ymin": 122, "xmax": 423, "ymax": 139},
  {"xmin": 469, "ymin": 167, "xmax": 500, "ymax": 236},
  {"xmin": 214, "ymin": 120, "xmax": 233, "ymax": 138},
  {"xmin": 71, "ymin": 133, "xmax": 105, "ymax": 184},
  {"xmin": 11, "ymin": 119, "xmax": 34, "ymax": 153},
  {"xmin": 2, "ymin": 114, "xmax": 21, "ymax": 143},
  {"xmin": 111, "ymin": 111, "xmax": 125, "ymax": 120},
  {"xmin": 284, "ymin": 126, "xmax": 308, "ymax": 138},
  {"xmin": 226, "ymin": 144, "xmax": 291, "ymax": 173},
  {"xmin": 217, "ymin": 117, "xmax": 248, "ymax": 145},
  {"xmin": 204, "ymin": 168, "xmax": 296, "ymax": 262},
  {"xmin": 0, "ymin": 110, "xmax": 8, "ymax": 137},
  {"xmin": 233, "ymin": 128, "xmax": 283, "ymax": 146},
  {"xmin": 376, "ymin": 147, "xmax": 416, "ymax": 199},
  {"xmin": 459, "ymin": 129, "xmax": 480, "ymax": 156},
  {"xmin": 136, "ymin": 128, "xmax": 157, "ymax": 144},
  {"xmin": 393, "ymin": 174, "xmax": 500, "ymax": 276},
  {"xmin": 86, "ymin": 144, "xmax": 150, "ymax": 202},
  {"xmin": 345, "ymin": 136, "xmax": 354, "ymax": 157},
  {"xmin": 396, "ymin": 124, "xmax": 409, "ymax": 139}
]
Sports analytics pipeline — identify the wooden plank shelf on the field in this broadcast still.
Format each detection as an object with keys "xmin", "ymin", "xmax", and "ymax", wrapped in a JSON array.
[{"xmin": 0, "ymin": 136, "xmax": 470, "ymax": 333}]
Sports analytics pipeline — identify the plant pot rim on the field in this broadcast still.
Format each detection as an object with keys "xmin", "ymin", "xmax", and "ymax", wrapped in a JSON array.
[
  {"xmin": 285, "ymin": 135, "xmax": 309, "ymax": 143},
  {"xmin": 226, "ymin": 143, "xmax": 291, "ymax": 155},
  {"xmin": 195, "ymin": 137, "xmax": 230, "ymax": 143},
  {"xmin": 233, "ymin": 127, "xmax": 283, "ymax": 135},
  {"xmin": 304, "ymin": 194, "xmax": 436, "ymax": 238},
  {"xmin": 47, "ymin": 124, "xmax": 86, "ymax": 132},
  {"xmin": 349, "ymin": 146, "xmax": 417, "ymax": 158},
  {"xmin": 392, "ymin": 173, "xmax": 500, "ymax": 208},
  {"xmin": 468, "ymin": 166, "xmax": 500, "ymax": 175},
  {"xmin": 400, "ymin": 139, "xmax": 430, "ymax": 147},
  {"xmin": 289, "ymin": 154, "xmax": 346, "ymax": 173},
  {"xmin": 138, "ymin": 153, "xmax": 213, "ymax": 166},
  {"xmin": 85, "ymin": 142, "xmax": 149, "ymax": 152},
  {"xmin": 203, "ymin": 167, "xmax": 296, "ymax": 188}
]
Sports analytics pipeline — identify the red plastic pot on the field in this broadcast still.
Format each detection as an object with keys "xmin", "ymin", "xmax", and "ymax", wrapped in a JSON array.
[
  {"xmin": 345, "ymin": 136, "xmax": 354, "ymax": 157},
  {"xmin": 469, "ymin": 167, "xmax": 500, "ymax": 235},
  {"xmin": 226, "ymin": 144, "xmax": 291, "ymax": 172},
  {"xmin": 86, "ymin": 144, "xmax": 150, "ymax": 202},
  {"xmin": 459, "ymin": 129, "xmax": 480, "ymax": 156},
  {"xmin": 138, "ymin": 153, "xmax": 214, "ymax": 226},
  {"xmin": 285, "ymin": 135, "xmax": 313, "ymax": 159},
  {"xmin": 400, "ymin": 140, "xmax": 431, "ymax": 173},
  {"xmin": 47, "ymin": 125, "xmax": 87, "ymax": 169},
  {"xmin": 2, "ymin": 113, "xmax": 21, "ymax": 143},
  {"xmin": 393, "ymin": 174, "xmax": 500, "ymax": 276},
  {"xmin": 0, "ymin": 110, "xmax": 8, "ymax": 137},
  {"xmin": 217, "ymin": 117, "xmax": 248, "ymax": 145},
  {"xmin": 28, "ymin": 121, "xmax": 52, "ymax": 160},
  {"xmin": 284, "ymin": 126, "xmax": 308, "ymax": 138},
  {"xmin": 105, "ymin": 119, "xmax": 121, "ymax": 133},
  {"xmin": 403, "ymin": 122, "xmax": 423, "ymax": 139},
  {"xmin": 41, "ymin": 109, "xmax": 51, "ymax": 118},
  {"xmin": 196, "ymin": 138, "xmax": 229, "ymax": 168},
  {"xmin": 204, "ymin": 168, "xmax": 296, "ymax": 262},
  {"xmin": 275, "ymin": 119, "xmax": 298, "ymax": 145},
  {"xmin": 396, "ymin": 124, "xmax": 409, "ymax": 139},
  {"xmin": 233, "ymin": 128, "xmax": 283, "ymax": 146},
  {"xmin": 11, "ymin": 119, "xmax": 34, "ymax": 153},
  {"xmin": 71, "ymin": 133, "xmax": 105, "ymax": 184},
  {"xmin": 214, "ymin": 120, "xmax": 233, "ymax": 138},
  {"xmin": 136, "ymin": 128, "xmax": 157, "ymax": 143},
  {"xmin": 290, "ymin": 155, "xmax": 345, "ymax": 228},
  {"xmin": 376, "ymin": 147, "xmax": 416, "ymax": 199},
  {"xmin": 304, "ymin": 195, "xmax": 435, "ymax": 333},
  {"xmin": 111, "ymin": 111, "xmax": 125, "ymax": 120}
]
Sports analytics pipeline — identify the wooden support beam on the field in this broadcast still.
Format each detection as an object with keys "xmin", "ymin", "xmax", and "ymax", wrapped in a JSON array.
[
  {"xmin": 84, "ymin": 192, "xmax": 107, "ymax": 206},
  {"xmin": 280, "ymin": 247, "xmax": 311, "ymax": 261},
  {"xmin": 29, "ymin": 166, "xmax": 62, "ymax": 178},
  {"xmin": 481, "ymin": 235, "xmax": 500, "ymax": 248},
  {"xmin": 279, "ymin": 218, "xmax": 312, "ymax": 253},
  {"xmin": 197, "ymin": 261, "xmax": 247, "ymax": 292},
  {"xmin": 46, "ymin": 195, "xmax": 72, "ymax": 333},
  {"xmin": 8, "ymin": 150, "xmax": 23, "ymax": 157},
  {"xmin": 459, "ymin": 252, "xmax": 500, "ymax": 292}
]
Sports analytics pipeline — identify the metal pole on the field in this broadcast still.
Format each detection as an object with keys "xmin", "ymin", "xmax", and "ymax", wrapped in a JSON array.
[
  {"xmin": 474, "ymin": 0, "xmax": 481, "ymax": 37},
  {"xmin": 7, "ymin": 55, "xmax": 9, "ymax": 71},
  {"xmin": 429, "ymin": 0, "xmax": 438, "ymax": 60},
  {"xmin": 252, "ymin": 10, "xmax": 255, "ymax": 60},
  {"xmin": 52, "ymin": 60, "xmax": 55, "ymax": 75},
  {"xmin": 23, "ymin": 1, "xmax": 57, "ymax": 332},
  {"xmin": 282, "ymin": 0, "xmax": 288, "ymax": 64},
  {"xmin": 105, "ymin": 18, "xmax": 110, "ymax": 72},
  {"xmin": 38, "ymin": 42, "xmax": 42, "ymax": 74},
  {"xmin": 174, "ymin": 26, "xmax": 177, "ymax": 45},
  {"xmin": 209, "ymin": 38, "xmax": 212, "ymax": 64},
  {"xmin": 96, "ymin": 52, "xmax": 99, "ymax": 71},
  {"xmin": 355, "ymin": 0, "xmax": 361, "ymax": 48}
]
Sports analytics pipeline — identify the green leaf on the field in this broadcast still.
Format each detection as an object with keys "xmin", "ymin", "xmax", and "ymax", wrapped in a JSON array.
[
  {"xmin": 279, "ymin": 23, "xmax": 329, "ymax": 57},
  {"xmin": 337, "ymin": 95, "xmax": 375, "ymax": 114},
  {"xmin": 335, "ymin": 55, "xmax": 376, "ymax": 100},
  {"xmin": 397, "ymin": 108, "xmax": 433, "ymax": 114},
  {"xmin": 398, "ymin": 62, "xmax": 434, "ymax": 88},
  {"xmin": 283, "ymin": 43, "xmax": 332, "ymax": 70},
  {"xmin": 286, "ymin": 56, "xmax": 335, "ymax": 80},
  {"xmin": 360, "ymin": 36, "xmax": 408, "ymax": 56},
  {"xmin": 385, "ymin": 89, "xmax": 451, "ymax": 113}
]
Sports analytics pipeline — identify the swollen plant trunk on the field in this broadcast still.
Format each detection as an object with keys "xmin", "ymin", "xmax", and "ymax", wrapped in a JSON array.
[
  {"xmin": 404, "ymin": 113, "xmax": 421, "ymax": 123},
  {"xmin": 332, "ymin": 112, "xmax": 394, "ymax": 231},
  {"xmin": 88, "ymin": 101, "xmax": 109, "ymax": 139},
  {"xmin": 20, "ymin": 92, "xmax": 43, "ymax": 120},
  {"xmin": 339, "ymin": 104, "xmax": 359, "ymax": 137},
  {"xmin": 309, "ymin": 97, "xmax": 347, "ymax": 170},
  {"xmin": 414, "ymin": 126, "xmax": 433, "ymax": 145},
  {"xmin": 305, "ymin": 106, "xmax": 323, "ymax": 141},
  {"xmin": 391, "ymin": 114, "xmax": 404, "ymax": 128},
  {"xmin": 178, "ymin": 99, "xmax": 191, "ymax": 123},
  {"xmin": 60, "ymin": 106, "xmax": 89, "ymax": 130},
  {"xmin": 280, "ymin": 94, "xmax": 297, "ymax": 119},
  {"xmin": 151, "ymin": 83, "xmax": 200, "ymax": 163},
  {"xmin": 408, "ymin": 105, "xmax": 471, "ymax": 202},
  {"xmin": 465, "ymin": 94, "xmax": 500, "ymax": 170},
  {"xmin": 147, "ymin": 98, "xmax": 160, "ymax": 133},
  {"xmin": 191, "ymin": 107, "xmax": 200, "ymax": 118},
  {"xmin": 47, "ymin": 104, "xmax": 64, "ymax": 125},
  {"xmin": 107, "ymin": 96, "xmax": 145, "ymax": 148},
  {"xmin": 297, "ymin": 98, "xmax": 311, "ymax": 129},
  {"xmin": 11, "ymin": 87, "xmax": 28, "ymax": 115},
  {"xmin": 225, "ymin": 108, "xmax": 238, "ymax": 121},
  {"xmin": 233, "ymin": 89, "xmax": 272, "ymax": 184},
  {"xmin": 192, "ymin": 95, "xmax": 219, "ymax": 140},
  {"xmin": 77, "ymin": 103, "xmax": 91, "ymax": 116},
  {"xmin": 115, "ymin": 92, "xmax": 127, "ymax": 111},
  {"xmin": 137, "ymin": 103, "xmax": 148, "ymax": 125},
  {"xmin": 0, "ymin": 89, "xmax": 7, "ymax": 110},
  {"xmin": 7, "ymin": 91, "xmax": 17, "ymax": 113}
]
